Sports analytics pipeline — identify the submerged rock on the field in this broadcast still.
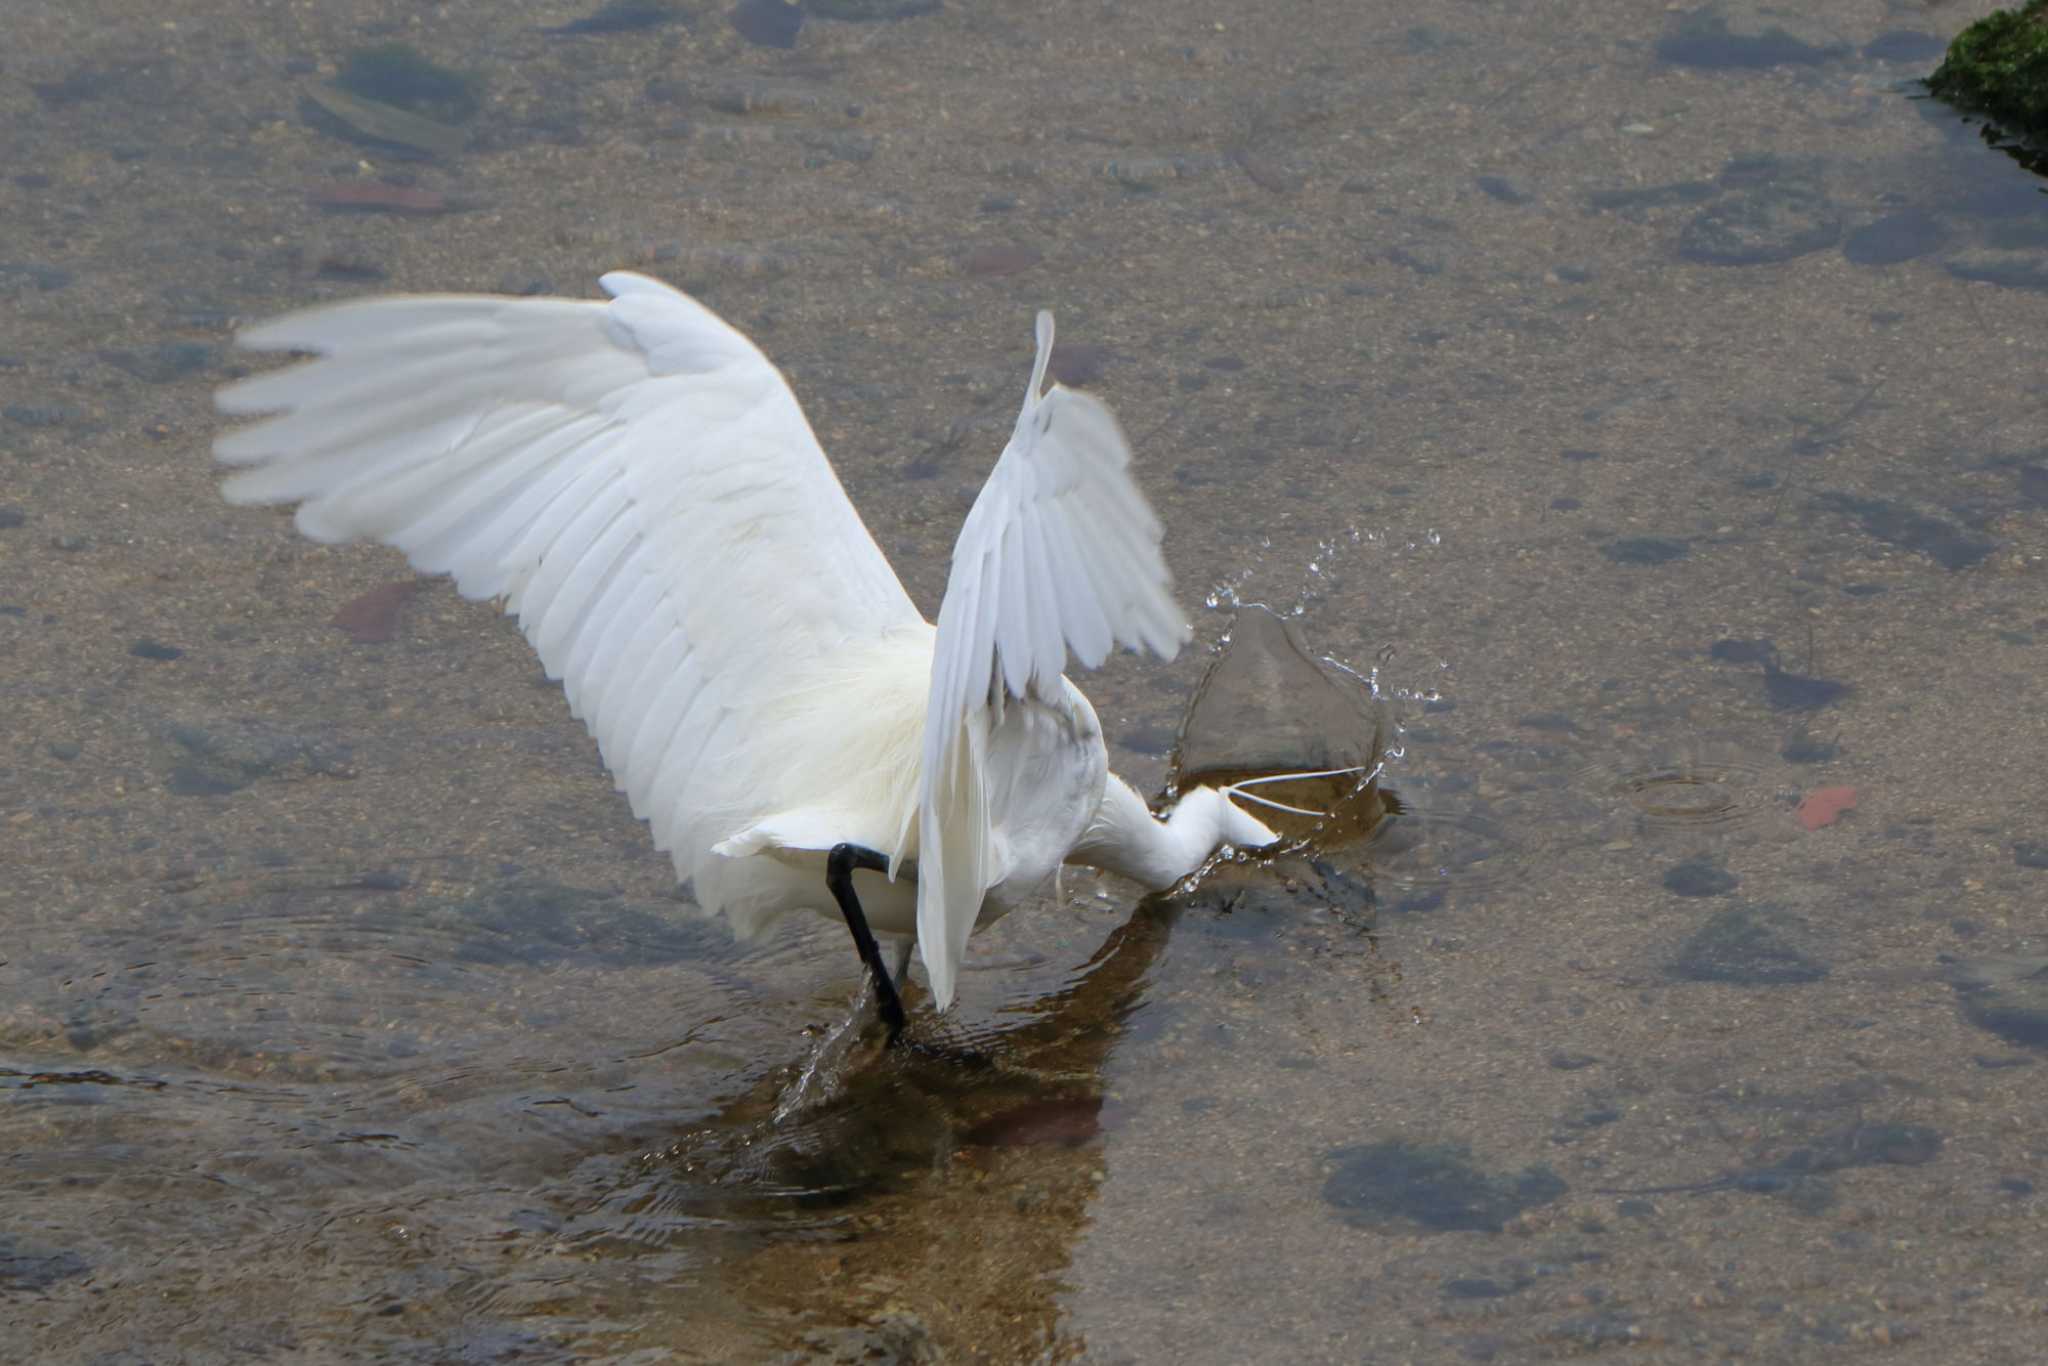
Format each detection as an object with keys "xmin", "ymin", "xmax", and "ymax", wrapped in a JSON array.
[
  {"xmin": 1927, "ymin": 2, "xmax": 2048, "ymax": 146},
  {"xmin": 1680, "ymin": 183, "xmax": 1841, "ymax": 266},
  {"xmin": 1656, "ymin": 4, "xmax": 1849, "ymax": 69},
  {"xmin": 1842, "ymin": 209, "xmax": 1945, "ymax": 267},
  {"xmin": 1947, "ymin": 955, "xmax": 2048, "ymax": 1047},
  {"xmin": 1323, "ymin": 1140, "xmax": 1566, "ymax": 1232},
  {"xmin": 336, "ymin": 43, "xmax": 480, "ymax": 124},
  {"xmin": 1669, "ymin": 905, "xmax": 1827, "ymax": 984},
  {"xmin": 542, "ymin": 0, "xmax": 683, "ymax": 35}
]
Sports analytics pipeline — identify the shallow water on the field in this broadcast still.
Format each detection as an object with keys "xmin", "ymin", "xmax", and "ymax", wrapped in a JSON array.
[{"xmin": 6, "ymin": 0, "xmax": 2048, "ymax": 1360}]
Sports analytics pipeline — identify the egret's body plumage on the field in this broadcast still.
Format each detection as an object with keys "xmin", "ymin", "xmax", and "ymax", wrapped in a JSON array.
[{"xmin": 216, "ymin": 272, "xmax": 1279, "ymax": 1017}]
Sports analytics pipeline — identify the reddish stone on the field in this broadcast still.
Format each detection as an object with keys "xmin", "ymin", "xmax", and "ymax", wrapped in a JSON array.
[{"xmin": 332, "ymin": 580, "xmax": 423, "ymax": 643}]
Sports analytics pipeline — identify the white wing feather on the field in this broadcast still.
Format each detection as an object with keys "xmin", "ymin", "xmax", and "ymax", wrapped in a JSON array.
[
  {"xmin": 914, "ymin": 312, "xmax": 1189, "ymax": 1009},
  {"xmin": 216, "ymin": 271, "xmax": 923, "ymax": 924}
]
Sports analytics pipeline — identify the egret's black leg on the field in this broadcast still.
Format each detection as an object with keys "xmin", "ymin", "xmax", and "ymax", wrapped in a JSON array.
[{"xmin": 826, "ymin": 843, "xmax": 906, "ymax": 1039}]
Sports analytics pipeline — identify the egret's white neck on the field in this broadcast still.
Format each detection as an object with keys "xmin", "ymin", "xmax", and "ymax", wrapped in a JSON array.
[{"xmin": 1068, "ymin": 773, "xmax": 1270, "ymax": 892}]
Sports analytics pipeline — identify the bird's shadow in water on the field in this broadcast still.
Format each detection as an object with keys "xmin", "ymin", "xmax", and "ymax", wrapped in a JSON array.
[{"xmin": 549, "ymin": 893, "xmax": 1192, "ymax": 1256}]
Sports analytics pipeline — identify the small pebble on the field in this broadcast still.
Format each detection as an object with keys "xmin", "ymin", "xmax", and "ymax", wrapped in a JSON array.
[
  {"xmin": 131, "ymin": 639, "xmax": 184, "ymax": 661},
  {"xmin": 960, "ymin": 244, "xmax": 1042, "ymax": 277}
]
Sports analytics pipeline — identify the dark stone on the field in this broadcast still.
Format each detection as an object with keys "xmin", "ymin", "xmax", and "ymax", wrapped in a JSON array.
[
  {"xmin": 1949, "ymin": 956, "xmax": 2048, "ymax": 1048},
  {"xmin": 1047, "ymin": 341, "xmax": 1112, "ymax": 388},
  {"xmin": 1602, "ymin": 537, "xmax": 1688, "ymax": 565},
  {"xmin": 435, "ymin": 880, "xmax": 731, "ymax": 967},
  {"xmin": 807, "ymin": 0, "xmax": 941, "ymax": 17},
  {"xmin": 1657, "ymin": 9, "xmax": 1847, "ymax": 69},
  {"xmin": 100, "ymin": 341, "xmax": 215, "ymax": 383},
  {"xmin": 1842, "ymin": 210, "xmax": 1944, "ymax": 266},
  {"xmin": 166, "ymin": 765, "xmax": 242, "ymax": 797},
  {"xmin": 1815, "ymin": 492, "xmax": 1994, "ymax": 569},
  {"xmin": 1551, "ymin": 497, "xmax": 1582, "ymax": 511},
  {"xmin": 1444, "ymin": 1277, "xmax": 1523, "ymax": 1299},
  {"xmin": 0, "ymin": 1238, "xmax": 89, "ymax": 1291},
  {"xmin": 0, "ymin": 506, "xmax": 23, "ymax": 529},
  {"xmin": 0, "ymin": 262, "xmax": 73, "ymax": 291},
  {"xmin": 1663, "ymin": 857, "xmax": 1738, "ymax": 897},
  {"xmin": 729, "ymin": 0, "xmax": 803, "ymax": 47},
  {"xmin": 4, "ymin": 403, "xmax": 77, "ymax": 428},
  {"xmin": 1475, "ymin": 175, "xmax": 1532, "ymax": 205},
  {"xmin": 336, "ymin": 43, "xmax": 480, "ymax": 124},
  {"xmin": 2013, "ymin": 463, "xmax": 2048, "ymax": 506},
  {"xmin": 1561, "ymin": 448, "xmax": 1601, "ymax": 461},
  {"xmin": 1680, "ymin": 184, "xmax": 1841, "ymax": 266},
  {"xmin": 542, "ymin": 0, "xmax": 683, "ymax": 35},
  {"xmin": 1391, "ymin": 889, "xmax": 1445, "ymax": 916},
  {"xmin": 1585, "ymin": 181, "xmax": 1717, "ymax": 217},
  {"xmin": 1780, "ymin": 729, "xmax": 1839, "ymax": 764},
  {"xmin": 1761, "ymin": 656, "xmax": 1850, "ymax": 712},
  {"xmin": 2015, "ymin": 842, "xmax": 2048, "ymax": 869},
  {"xmin": 314, "ymin": 256, "xmax": 388, "ymax": 283},
  {"xmin": 1709, "ymin": 636, "xmax": 1774, "ymax": 664},
  {"xmin": 2001, "ymin": 1177, "xmax": 2036, "ymax": 1196},
  {"xmin": 1670, "ymin": 906, "xmax": 1827, "ymax": 984},
  {"xmin": 46, "ymin": 741, "xmax": 82, "ymax": 761},
  {"xmin": 1947, "ymin": 249, "xmax": 2048, "ymax": 291},
  {"xmin": 1552, "ymin": 1314, "xmax": 1642, "ymax": 1350},
  {"xmin": 1549, "ymin": 1052, "xmax": 1598, "ymax": 1071},
  {"xmin": 1863, "ymin": 30, "xmax": 1945, "ymax": 64},
  {"xmin": 161, "ymin": 718, "xmax": 354, "ymax": 793},
  {"xmin": 1322, "ymin": 1140, "xmax": 1566, "ymax": 1232},
  {"xmin": 130, "ymin": 638, "xmax": 183, "ymax": 661}
]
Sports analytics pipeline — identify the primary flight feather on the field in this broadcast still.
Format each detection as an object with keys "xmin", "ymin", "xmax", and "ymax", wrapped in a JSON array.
[{"xmin": 216, "ymin": 271, "xmax": 1283, "ymax": 1028}]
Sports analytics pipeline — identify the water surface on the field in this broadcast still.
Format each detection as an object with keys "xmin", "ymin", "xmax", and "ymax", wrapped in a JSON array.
[{"xmin": 6, "ymin": 0, "xmax": 2047, "ymax": 1359}]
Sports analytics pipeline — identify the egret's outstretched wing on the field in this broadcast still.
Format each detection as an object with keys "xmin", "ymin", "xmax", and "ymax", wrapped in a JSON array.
[
  {"xmin": 217, "ymin": 272, "xmax": 922, "ymax": 909},
  {"xmin": 914, "ymin": 312, "xmax": 1189, "ymax": 1008}
]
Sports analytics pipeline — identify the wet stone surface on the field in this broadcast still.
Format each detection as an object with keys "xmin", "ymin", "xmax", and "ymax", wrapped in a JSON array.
[
  {"xmin": 1948, "ymin": 957, "xmax": 2048, "ymax": 1048},
  {"xmin": 1679, "ymin": 183, "xmax": 1842, "ymax": 266},
  {"xmin": 1322, "ymin": 1141, "xmax": 1567, "ymax": 1233},
  {"xmin": 1668, "ymin": 906, "xmax": 1829, "ymax": 985},
  {"xmin": 1662, "ymin": 857, "xmax": 1739, "ymax": 898}
]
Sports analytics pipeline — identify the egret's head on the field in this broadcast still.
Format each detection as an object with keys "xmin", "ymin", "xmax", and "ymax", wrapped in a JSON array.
[{"xmin": 1171, "ymin": 784, "xmax": 1281, "ymax": 852}]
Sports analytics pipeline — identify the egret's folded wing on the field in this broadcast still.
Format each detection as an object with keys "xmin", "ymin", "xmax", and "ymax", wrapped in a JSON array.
[
  {"xmin": 217, "ymin": 271, "xmax": 921, "ymax": 897},
  {"xmin": 912, "ymin": 312, "xmax": 1189, "ymax": 1009}
]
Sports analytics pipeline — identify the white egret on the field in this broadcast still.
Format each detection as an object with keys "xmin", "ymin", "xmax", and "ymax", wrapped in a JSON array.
[{"xmin": 215, "ymin": 272, "xmax": 1303, "ymax": 1034}]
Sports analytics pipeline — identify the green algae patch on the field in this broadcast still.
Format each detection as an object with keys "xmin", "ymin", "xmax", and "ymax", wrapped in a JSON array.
[{"xmin": 1928, "ymin": 2, "xmax": 2048, "ymax": 145}]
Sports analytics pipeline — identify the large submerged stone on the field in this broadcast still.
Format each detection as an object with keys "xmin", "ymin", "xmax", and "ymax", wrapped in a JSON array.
[{"xmin": 1928, "ymin": 2, "xmax": 2048, "ymax": 147}]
